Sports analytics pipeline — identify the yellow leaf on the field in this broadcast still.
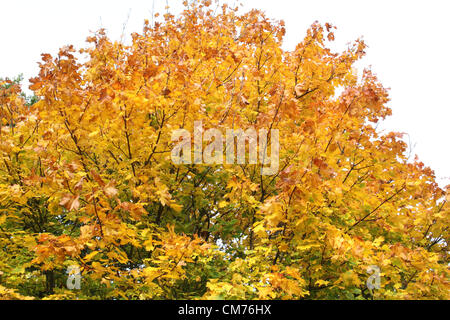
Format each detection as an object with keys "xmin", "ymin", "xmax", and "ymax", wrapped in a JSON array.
[
  {"xmin": 88, "ymin": 130, "xmax": 99, "ymax": 137},
  {"xmin": 218, "ymin": 201, "xmax": 228, "ymax": 208},
  {"xmin": 170, "ymin": 202, "xmax": 183, "ymax": 212},
  {"xmin": 373, "ymin": 236, "xmax": 384, "ymax": 247},
  {"xmin": 84, "ymin": 251, "xmax": 98, "ymax": 261},
  {"xmin": 315, "ymin": 280, "xmax": 329, "ymax": 287},
  {"xmin": 104, "ymin": 185, "xmax": 118, "ymax": 198}
]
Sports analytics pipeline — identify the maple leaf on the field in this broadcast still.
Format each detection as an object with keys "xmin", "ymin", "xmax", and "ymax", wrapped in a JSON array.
[
  {"xmin": 59, "ymin": 194, "xmax": 80, "ymax": 211},
  {"xmin": 104, "ymin": 181, "xmax": 118, "ymax": 198}
]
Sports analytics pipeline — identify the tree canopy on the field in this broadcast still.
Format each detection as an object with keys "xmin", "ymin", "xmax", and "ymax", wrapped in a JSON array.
[{"xmin": 0, "ymin": 1, "xmax": 448, "ymax": 300}]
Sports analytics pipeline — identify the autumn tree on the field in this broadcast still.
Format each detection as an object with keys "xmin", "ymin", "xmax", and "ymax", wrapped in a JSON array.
[{"xmin": 0, "ymin": 1, "xmax": 448, "ymax": 300}]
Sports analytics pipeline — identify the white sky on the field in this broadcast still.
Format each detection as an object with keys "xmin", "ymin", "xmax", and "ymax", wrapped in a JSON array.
[{"xmin": 1, "ymin": 0, "xmax": 449, "ymax": 186}]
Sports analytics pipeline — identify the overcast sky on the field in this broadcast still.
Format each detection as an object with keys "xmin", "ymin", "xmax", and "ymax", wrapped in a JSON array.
[{"xmin": 1, "ymin": 0, "xmax": 449, "ymax": 186}]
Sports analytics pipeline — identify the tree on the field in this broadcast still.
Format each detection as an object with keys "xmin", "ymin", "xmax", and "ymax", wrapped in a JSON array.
[{"xmin": 0, "ymin": 1, "xmax": 448, "ymax": 300}]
